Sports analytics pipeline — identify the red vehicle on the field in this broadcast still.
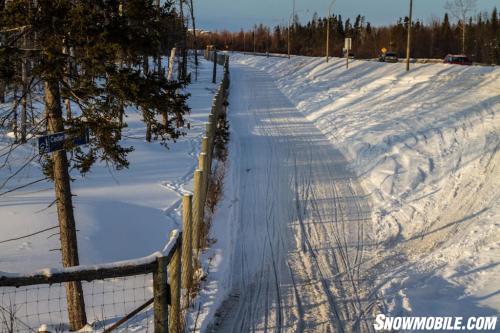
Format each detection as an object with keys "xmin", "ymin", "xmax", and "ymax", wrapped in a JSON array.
[{"xmin": 444, "ymin": 54, "xmax": 472, "ymax": 65}]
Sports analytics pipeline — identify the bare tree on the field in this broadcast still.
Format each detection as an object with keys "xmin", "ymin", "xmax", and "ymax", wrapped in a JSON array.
[
  {"xmin": 186, "ymin": 0, "xmax": 198, "ymax": 79},
  {"xmin": 445, "ymin": 0, "xmax": 477, "ymax": 53}
]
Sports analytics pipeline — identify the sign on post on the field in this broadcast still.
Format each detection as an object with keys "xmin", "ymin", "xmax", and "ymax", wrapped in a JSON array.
[
  {"xmin": 344, "ymin": 38, "xmax": 352, "ymax": 69},
  {"xmin": 38, "ymin": 128, "xmax": 90, "ymax": 155},
  {"xmin": 344, "ymin": 38, "xmax": 352, "ymax": 51}
]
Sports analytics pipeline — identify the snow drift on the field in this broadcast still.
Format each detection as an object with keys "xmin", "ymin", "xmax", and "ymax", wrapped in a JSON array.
[{"xmin": 224, "ymin": 54, "xmax": 500, "ymax": 317}]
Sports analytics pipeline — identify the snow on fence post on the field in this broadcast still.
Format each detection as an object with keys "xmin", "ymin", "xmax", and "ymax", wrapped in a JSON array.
[
  {"xmin": 181, "ymin": 194, "xmax": 193, "ymax": 296},
  {"xmin": 153, "ymin": 256, "xmax": 169, "ymax": 333},
  {"xmin": 198, "ymin": 151, "xmax": 210, "ymax": 202},
  {"xmin": 168, "ymin": 235, "xmax": 182, "ymax": 333},
  {"xmin": 192, "ymin": 169, "xmax": 204, "ymax": 251}
]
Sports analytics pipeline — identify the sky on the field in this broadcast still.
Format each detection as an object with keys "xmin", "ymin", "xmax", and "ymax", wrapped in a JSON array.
[{"xmin": 194, "ymin": 0, "xmax": 499, "ymax": 31}]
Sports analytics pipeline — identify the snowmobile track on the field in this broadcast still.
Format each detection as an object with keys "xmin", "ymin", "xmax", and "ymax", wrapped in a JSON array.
[{"xmin": 208, "ymin": 64, "xmax": 380, "ymax": 333}]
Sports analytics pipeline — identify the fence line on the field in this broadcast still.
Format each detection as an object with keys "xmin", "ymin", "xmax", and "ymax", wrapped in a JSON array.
[
  {"xmin": 0, "ymin": 51, "xmax": 231, "ymax": 333},
  {"xmin": 0, "ymin": 232, "xmax": 182, "ymax": 333}
]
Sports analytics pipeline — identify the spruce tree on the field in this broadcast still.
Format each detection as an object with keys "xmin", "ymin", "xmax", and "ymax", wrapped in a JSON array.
[{"xmin": 0, "ymin": 0, "xmax": 189, "ymax": 330}]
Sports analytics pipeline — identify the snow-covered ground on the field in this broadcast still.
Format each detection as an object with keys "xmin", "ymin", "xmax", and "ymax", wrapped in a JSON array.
[
  {"xmin": 190, "ymin": 54, "xmax": 500, "ymax": 331},
  {"xmin": 0, "ymin": 58, "xmax": 222, "ymax": 330},
  {"xmin": 2, "ymin": 52, "xmax": 499, "ymax": 332}
]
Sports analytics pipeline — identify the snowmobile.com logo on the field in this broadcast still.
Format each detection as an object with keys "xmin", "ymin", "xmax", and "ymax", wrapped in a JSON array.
[{"xmin": 373, "ymin": 314, "xmax": 498, "ymax": 331}]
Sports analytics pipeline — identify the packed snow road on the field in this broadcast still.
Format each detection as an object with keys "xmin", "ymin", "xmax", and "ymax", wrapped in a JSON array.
[{"xmin": 208, "ymin": 63, "xmax": 379, "ymax": 332}]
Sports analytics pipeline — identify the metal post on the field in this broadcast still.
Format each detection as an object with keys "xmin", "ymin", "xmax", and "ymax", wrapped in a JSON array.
[{"xmin": 406, "ymin": 0, "xmax": 413, "ymax": 72}]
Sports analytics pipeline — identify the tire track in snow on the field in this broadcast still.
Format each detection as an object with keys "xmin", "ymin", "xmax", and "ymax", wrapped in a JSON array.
[{"xmin": 210, "ymin": 63, "xmax": 380, "ymax": 332}]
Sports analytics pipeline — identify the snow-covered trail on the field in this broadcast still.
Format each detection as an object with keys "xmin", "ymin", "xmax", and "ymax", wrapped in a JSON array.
[{"xmin": 209, "ymin": 63, "xmax": 379, "ymax": 332}]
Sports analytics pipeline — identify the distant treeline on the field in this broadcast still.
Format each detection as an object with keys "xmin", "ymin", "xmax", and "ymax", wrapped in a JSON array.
[{"xmin": 196, "ymin": 8, "xmax": 499, "ymax": 64}]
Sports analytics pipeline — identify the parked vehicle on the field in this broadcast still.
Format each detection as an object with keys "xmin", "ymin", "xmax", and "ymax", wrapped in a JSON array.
[
  {"xmin": 342, "ymin": 50, "xmax": 355, "ymax": 59},
  {"xmin": 379, "ymin": 52, "xmax": 399, "ymax": 63},
  {"xmin": 444, "ymin": 54, "xmax": 472, "ymax": 65}
]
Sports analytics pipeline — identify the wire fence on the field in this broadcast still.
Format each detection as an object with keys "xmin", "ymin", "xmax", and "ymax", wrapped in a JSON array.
[
  {"xmin": 0, "ymin": 231, "xmax": 181, "ymax": 333},
  {"xmin": 1, "ymin": 274, "xmax": 153, "ymax": 333}
]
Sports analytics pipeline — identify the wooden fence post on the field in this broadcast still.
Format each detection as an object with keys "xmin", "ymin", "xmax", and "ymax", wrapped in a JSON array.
[
  {"xmin": 199, "ymin": 151, "xmax": 208, "ymax": 191},
  {"xmin": 205, "ymin": 122, "xmax": 213, "ymax": 149},
  {"xmin": 168, "ymin": 239, "xmax": 182, "ymax": 333},
  {"xmin": 212, "ymin": 51, "xmax": 217, "ymax": 84},
  {"xmin": 208, "ymin": 114, "xmax": 215, "ymax": 132},
  {"xmin": 181, "ymin": 194, "xmax": 193, "ymax": 295},
  {"xmin": 201, "ymin": 136, "xmax": 209, "ymax": 156},
  {"xmin": 205, "ymin": 122, "xmax": 214, "ymax": 171},
  {"xmin": 153, "ymin": 257, "xmax": 169, "ymax": 333},
  {"xmin": 193, "ymin": 170, "xmax": 203, "ymax": 251}
]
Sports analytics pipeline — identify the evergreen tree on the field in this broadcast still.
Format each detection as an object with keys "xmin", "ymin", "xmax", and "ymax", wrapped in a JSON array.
[{"xmin": 0, "ymin": 1, "xmax": 189, "ymax": 330}]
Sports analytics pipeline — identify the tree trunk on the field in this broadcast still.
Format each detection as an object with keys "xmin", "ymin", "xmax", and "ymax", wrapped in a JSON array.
[
  {"xmin": 178, "ymin": 0, "xmax": 185, "ymax": 81},
  {"xmin": 143, "ymin": 55, "xmax": 149, "ymax": 76},
  {"xmin": 44, "ymin": 80, "xmax": 87, "ymax": 331},
  {"xmin": 177, "ymin": 50, "xmax": 182, "ymax": 81},
  {"xmin": 167, "ymin": 48, "xmax": 176, "ymax": 81},
  {"xmin": 146, "ymin": 121, "xmax": 152, "ymax": 142},
  {"xmin": 155, "ymin": 0, "xmax": 162, "ymax": 78},
  {"xmin": 142, "ymin": 56, "xmax": 152, "ymax": 141},
  {"xmin": 20, "ymin": 58, "xmax": 28, "ymax": 143},
  {"xmin": 29, "ymin": 91, "xmax": 35, "ymax": 127},
  {"xmin": 162, "ymin": 111, "xmax": 168, "ymax": 127},
  {"xmin": 117, "ymin": 101, "xmax": 124, "ymax": 141},
  {"xmin": 0, "ymin": 0, "xmax": 4, "ymax": 104},
  {"xmin": 12, "ymin": 86, "xmax": 18, "ymax": 142},
  {"xmin": 462, "ymin": 22, "xmax": 466, "ymax": 54},
  {"xmin": 0, "ymin": 80, "xmax": 5, "ymax": 104},
  {"xmin": 63, "ymin": 45, "xmax": 72, "ymax": 121},
  {"xmin": 117, "ymin": 60, "xmax": 124, "ymax": 141},
  {"xmin": 156, "ymin": 55, "xmax": 162, "ymax": 78},
  {"xmin": 189, "ymin": 0, "xmax": 198, "ymax": 81}
]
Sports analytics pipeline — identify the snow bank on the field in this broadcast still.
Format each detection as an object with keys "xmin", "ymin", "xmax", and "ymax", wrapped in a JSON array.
[{"xmin": 231, "ymin": 54, "xmax": 500, "ymax": 316}]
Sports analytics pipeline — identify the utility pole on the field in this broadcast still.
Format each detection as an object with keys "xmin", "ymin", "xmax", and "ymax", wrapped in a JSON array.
[
  {"xmin": 326, "ymin": 0, "xmax": 336, "ymax": 63},
  {"xmin": 267, "ymin": 28, "xmax": 270, "ymax": 56},
  {"xmin": 253, "ymin": 30, "xmax": 256, "ymax": 53},
  {"xmin": 287, "ymin": 17, "xmax": 291, "ymax": 58},
  {"xmin": 288, "ymin": 0, "xmax": 295, "ymax": 59},
  {"xmin": 406, "ymin": 0, "xmax": 413, "ymax": 71}
]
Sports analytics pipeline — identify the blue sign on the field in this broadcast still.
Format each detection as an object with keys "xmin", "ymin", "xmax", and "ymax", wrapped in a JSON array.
[{"xmin": 38, "ymin": 128, "xmax": 90, "ymax": 155}]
